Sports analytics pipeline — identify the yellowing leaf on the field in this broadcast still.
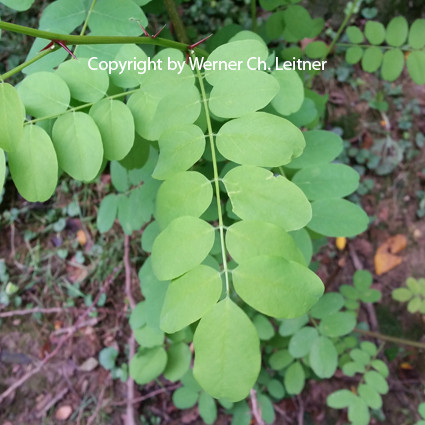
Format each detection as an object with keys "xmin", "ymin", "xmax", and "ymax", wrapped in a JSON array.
[
  {"xmin": 76, "ymin": 229, "xmax": 87, "ymax": 246},
  {"xmin": 336, "ymin": 237, "xmax": 347, "ymax": 250}
]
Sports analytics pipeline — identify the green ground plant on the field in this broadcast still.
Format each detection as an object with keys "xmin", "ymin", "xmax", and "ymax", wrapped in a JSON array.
[{"xmin": 0, "ymin": 0, "xmax": 424, "ymax": 423}]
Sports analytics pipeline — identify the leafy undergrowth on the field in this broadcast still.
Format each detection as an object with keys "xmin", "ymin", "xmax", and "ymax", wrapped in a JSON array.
[{"xmin": 0, "ymin": 66, "xmax": 424, "ymax": 425}]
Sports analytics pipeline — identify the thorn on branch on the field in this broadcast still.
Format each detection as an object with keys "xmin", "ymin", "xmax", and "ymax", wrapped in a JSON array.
[{"xmin": 40, "ymin": 39, "xmax": 77, "ymax": 59}]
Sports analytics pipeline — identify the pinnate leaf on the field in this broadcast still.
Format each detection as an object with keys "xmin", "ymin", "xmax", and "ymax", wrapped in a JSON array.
[
  {"xmin": 151, "ymin": 216, "xmax": 215, "ymax": 281},
  {"xmin": 160, "ymin": 265, "xmax": 222, "ymax": 333},
  {"xmin": 233, "ymin": 255, "xmax": 324, "ymax": 318},
  {"xmin": 216, "ymin": 112, "xmax": 305, "ymax": 167},
  {"xmin": 193, "ymin": 298, "xmax": 261, "ymax": 401},
  {"xmin": 52, "ymin": 112, "xmax": 104, "ymax": 181},
  {"xmin": 223, "ymin": 166, "xmax": 312, "ymax": 231},
  {"xmin": 0, "ymin": 83, "xmax": 24, "ymax": 152},
  {"xmin": 8, "ymin": 125, "xmax": 58, "ymax": 202}
]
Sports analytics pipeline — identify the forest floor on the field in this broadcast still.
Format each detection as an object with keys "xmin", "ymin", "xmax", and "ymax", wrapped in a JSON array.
[{"xmin": 1, "ymin": 36, "xmax": 425, "ymax": 425}]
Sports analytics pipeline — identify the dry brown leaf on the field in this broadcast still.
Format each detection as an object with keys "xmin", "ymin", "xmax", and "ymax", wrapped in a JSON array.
[
  {"xmin": 55, "ymin": 405, "xmax": 72, "ymax": 421},
  {"xmin": 374, "ymin": 234, "xmax": 407, "ymax": 275}
]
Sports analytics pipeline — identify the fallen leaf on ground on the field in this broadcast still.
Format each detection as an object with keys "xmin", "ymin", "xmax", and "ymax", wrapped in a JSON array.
[{"xmin": 374, "ymin": 234, "xmax": 407, "ymax": 275}]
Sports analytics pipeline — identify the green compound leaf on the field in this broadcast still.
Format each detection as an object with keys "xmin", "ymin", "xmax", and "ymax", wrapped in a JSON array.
[
  {"xmin": 266, "ymin": 11, "xmax": 285, "ymax": 39},
  {"xmin": 89, "ymin": 0, "xmax": 147, "ymax": 35},
  {"xmin": 226, "ymin": 220, "xmax": 305, "ymax": 265},
  {"xmin": 365, "ymin": 21, "xmax": 386, "ymax": 45},
  {"xmin": 8, "ymin": 125, "xmax": 58, "ymax": 202},
  {"xmin": 129, "ymin": 302, "xmax": 147, "ymax": 330},
  {"xmin": 319, "ymin": 311, "xmax": 356, "ymax": 337},
  {"xmin": 358, "ymin": 384, "xmax": 382, "ymax": 409},
  {"xmin": 164, "ymin": 343, "xmax": 192, "ymax": 382},
  {"xmin": 160, "ymin": 265, "xmax": 222, "ymax": 333},
  {"xmin": 209, "ymin": 71, "xmax": 279, "ymax": 119},
  {"xmin": 52, "ymin": 112, "xmax": 104, "ymax": 181},
  {"xmin": 279, "ymin": 315, "xmax": 309, "ymax": 337},
  {"xmin": 305, "ymin": 41, "xmax": 328, "ymax": 59},
  {"xmin": 0, "ymin": 83, "xmax": 25, "ymax": 152},
  {"xmin": 282, "ymin": 6, "xmax": 319, "ymax": 42},
  {"xmin": 1, "ymin": 0, "xmax": 35, "ymax": 11},
  {"xmin": 253, "ymin": 314, "xmax": 275, "ymax": 340},
  {"xmin": 153, "ymin": 125, "xmax": 206, "ymax": 180},
  {"xmin": 386, "ymin": 16, "xmax": 408, "ymax": 47},
  {"xmin": 0, "ymin": 149, "xmax": 5, "ymax": 194},
  {"xmin": 327, "ymin": 389, "xmax": 357, "ymax": 408},
  {"xmin": 193, "ymin": 298, "xmax": 261, "ymax": 402},
  {"xmin": 151, "ymin": 216, "xmax": 215, "ymax": 281},
  {"xmin": 111, "ymin": 161, "xmax": 129, "ymax": 192},
  {"xmin": 288, "ymin": 326, "xmax": 319, "ymax": 358},
  {"xmin": 381, "ymin": 49, "xmax": 404, "ymax": 82},
  {"xmin": 346, "ymin": 46, "xmax": 363, "ymax": 64},
  {"xmin": 350, "ymin": 348, "xmax": 371, "ymax": 365},
  {"xmin": 269, "ymin": 349, "xmax": 294, "ymax": 371},
  {"xmin": 409, "ymin": 19, "xmax": 425, "ymax": 49},
  {"xmin": 204, "ymin": 40, "xmax": 269, "ymax": 85},
  {"xmin": 198, "ymin": 392, "xmax": 218, "ymax": 425},
  {"xmin": 223, "ymin": 166, "xmax": 312, "ymax": 231},
  {"xmin": 128, "ymin": 85, "xmax": 200, "ymax": 141},
  {"xmin": 133, "ymin": 325, "xmax": 164, "ymax": 348},
  {"xmin": 23, "ymin": 0, "xmax": 88, "ymax": 74},
  {"xmin": 110, "ymin": 44, "xmax": 148, "ymax": 88},
  {"xmin": 286, "ymin": 130, "xmax": 343, "ymax": 169},
  {"xmin": 233, "ymin": 255, "xmax": 324, "ymax": 318},
  {"xmin": 308, "ymin": 199, "xmax": 369, "ymax": 237},
  {"xmin": 266, "ymin": 379, "xmax": 285, "ymax": 399},
  {"xmin": 155, "ymin": 171, "xmax": 213, "ymax": 229},
  {"xmin": 353, "ymin": 270, "xmax": 373, "ymax": 291},
  {"xmin": 271, "ymin": 69, "xmax": 304, "ymax": 116},
  {"xmin": 56, "ymin": 58, "xmax": 109, "ymax": 103},
  {"xmin": 172, "ymin": 386, "xmax": 199, "ymax": 409},
  {"xmin": 309, "ymin": 336, "xmax": 338, "ymax": 378},
  {"xmin": 346, "ymin": 26, "xmax": 364, "ymax": 44},
  {"xmin": 292, "ymin": 163, "xmax": 359, "ymax": 200},
  {"xmin": 407, "ymin": 51, "xmax": 425, "ymax": 85},
  {"xmin": 99, "ymin": 346, "xmax": 118, "ymax": 370},
  {"xmin": 89, "ymin": 99, "xmax": 135, "ymax": 161},
  {"xmin": 216, "ymin": 112, "xmax": 305, "ymax": 167},
  {"xmin": 129, "ymin": 346, "xmax": 167, "ymax": 385},
  {"xmin": 392, "ymin": 287, "xmax": 412, "ymax": 302},
  {"xmin": 17, "ymin": 72, "xmax": 70, "ymax": 118},
  {"xmin": 310, "ymin": 293, "xmax": 345, "ymax": 319},
  {"xmin": 284, "ymin": 361, "xmax": 305, "ymax": 395},
  {"xmin": 258, "ymin": 393, "xmax": 275, "ymax": 424},
  {"xmin": 117, "ymin": 195, "xmax": 133, "ymax": 235},
  {"xmin": 348, "ymin": 396, "xmax": 370, "ymax": 425},
  {"xmin": 289, "ymin": 228, "xmax": 313, "ymax": 265},
  {"xmin": 97, "ymin": 194, "xmax": 119, "ymax": 233},
  {"xmin": 361, "ymin": 46, "xmax": 384, "ymax": 73}
]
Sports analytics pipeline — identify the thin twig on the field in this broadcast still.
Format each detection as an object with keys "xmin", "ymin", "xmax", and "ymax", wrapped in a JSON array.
[
  {"xmin": 124, "ymin": 235, "xmax": 136, "ymax": 425},
  {"xmin": 86, "ymin": 385, "xmax": 107, "ymax": 425},
  {"xmin": 250, "ymin": 389, "xmax": 264, "ymax": 425},
  {"xmin": 0, "ymin": 307, "xmax": 67, "ymax": 318},
  {"xmin": 35, "ymin": 387, "xmax": 69, "ymax": 418},
  {"xmin": 0, "ymin": 270, "xmax": 119, "ymax": 404},
  {"xmin": 354, "ymin": 328, "xmax": 425, "ymax": 350},
  {"xmin": 112, "ymin": 384, "xmax": 181, "ymax": 406}
]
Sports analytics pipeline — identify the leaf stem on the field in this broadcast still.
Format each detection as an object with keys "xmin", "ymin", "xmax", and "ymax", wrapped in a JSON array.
[
  {"xmin": 355, "ymin": 328, "xmax": 425, "ymax": 350},
  {"xmin": 74, "ymin": 0, "xmax": 98, "ymax": 55},
  {"xmin": 251, "ymin": 0, "xmax": 258, "ymax": 33},
  {"xmin": 25, "ymin": 89, "xmax": 140, "ymax": 124},
  {"xmin": 0, "ymin": 48, "xmax": 57, "ymax": 81},
  {"xmin": 192, "ymin": 55, "xmax": 230, "ymax": 296},
  {"xmin": 0, "ymin": 21, "xmax": 208, "ymax": 57},
  {"xmin": 325, "ymin": 0, "xmax": 361, "ymax": 58},
  {"xmin": 163, "ymin": 0, "xmax": 189, "ymax": 44}
]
